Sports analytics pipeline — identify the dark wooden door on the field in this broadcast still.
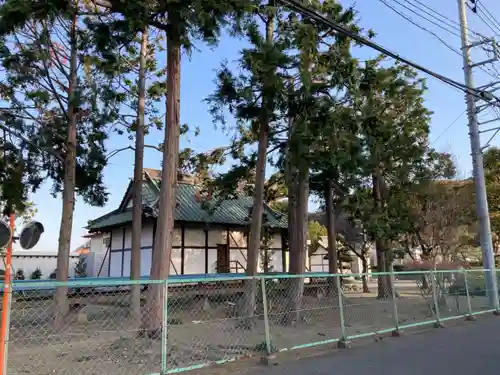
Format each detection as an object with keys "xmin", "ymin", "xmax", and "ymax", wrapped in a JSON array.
[{"xmin": 216, "ymin": 244, "xmax": 230, "ymax": 273}]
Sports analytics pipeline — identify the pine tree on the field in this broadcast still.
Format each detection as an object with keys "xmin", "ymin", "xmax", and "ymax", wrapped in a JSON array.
[
  {"xmin": 30, "ymin": 268, "xmax": 42, "ymax": 280},
  {"xmin": 349, "ymin": 58, "xmax": 436, "ymax": 298},
  {"xmin": 14, "ymin": 268, "xmax": 25, "ymax": 280},
  {"xmin": 74, "ymin": 256, "xmax": 87, "ymax": 278},
  {"xmin": 0, "ymin": 1, "xmax": 126, "ymax": 323}
]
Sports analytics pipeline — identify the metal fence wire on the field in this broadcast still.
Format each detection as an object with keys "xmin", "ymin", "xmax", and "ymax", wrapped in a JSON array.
[{"xmin": 1, "ymin": 269, "xmax": 498, "ymax": 375}]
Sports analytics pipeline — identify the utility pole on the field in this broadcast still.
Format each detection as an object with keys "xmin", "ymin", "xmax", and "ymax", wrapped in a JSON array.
[{"xmin": 458, "ymin": 0, "xmax": 499, "ymax": 309}]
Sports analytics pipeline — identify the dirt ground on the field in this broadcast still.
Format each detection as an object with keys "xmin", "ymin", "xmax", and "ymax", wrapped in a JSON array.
[{"xmin": 5, "ymin": 281, "xmax": 492, "ymax": 375}]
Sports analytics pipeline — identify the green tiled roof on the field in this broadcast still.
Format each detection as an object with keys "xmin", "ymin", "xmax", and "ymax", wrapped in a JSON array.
[
  {"xmin": 88, "ymin": 209, "xmax": 134, "ymax": 230},
  {"xmin": 88, "ymin": 171, "xmax": 287, "ymax": 231}
]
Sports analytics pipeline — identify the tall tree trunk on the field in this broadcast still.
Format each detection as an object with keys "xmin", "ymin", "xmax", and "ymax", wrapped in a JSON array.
[
  {"xmin": 375, "ymin": 243, "xmax": 389, "ymax": 297},
  {"xmin": 284, "ymin": 123, "xmax": 309, "ymax": 324},
  {"xmin": 361, "ymin": 256, "xmax": 370, "ymax": 293},
  {"xmin": 143, "ymin": 21, "xmax": 181, "ymax": 336},
  {"xmin": 325, "ymin": 179, "xmax": 339, "ymax": 295},
  {"xmin": 131, "ymin": 26, "xmax": 148, "ymax": 326},
  {"xmin": 294, "ymin": 164, "xmax": 308, "ymax": 317},
  {"xmin": 55, "ymin": 10, "xmax": 78, "ymax": 328},
  {"xmin": 242, "ymin": 4, "xmax": 275, "ymax": 326},
  {"xmin": 372, "ymin": 172, "xmax": 392, "ymax": 298},
  {"xmin": 282, "ymin": 111, "xmax": 299, "ymax": 325}
]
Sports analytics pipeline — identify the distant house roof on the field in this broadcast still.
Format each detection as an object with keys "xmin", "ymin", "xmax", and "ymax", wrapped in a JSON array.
[
  {"xmin": 308, "ymin": 212, "xmax": 362, "ymax": 245},
  {"xmin": 87, "ymin": 169, "xmax": 288, "ymax": 232},
  {"xmin": 72, "ymin": 240, "xmax": 90, "ymax": 255}
]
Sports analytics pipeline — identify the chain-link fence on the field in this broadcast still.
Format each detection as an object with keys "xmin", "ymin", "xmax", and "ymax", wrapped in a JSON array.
[{"xmin": 1, "ymin": 269, "xmax": 498, "ymax": 375}]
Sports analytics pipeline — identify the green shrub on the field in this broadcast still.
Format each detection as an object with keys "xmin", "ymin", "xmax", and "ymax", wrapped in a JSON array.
[
  {"xmin": 393, "ymin": 264, "xmax": 405, "ymax": 272},
  {"xmin": 14, "ymin": 269, "xmax": 25, "ymax": 280},
  {"xmin": 74, "ymin": 257, "xmax": 88, "ymax": 278},
  {"xmin": 30, "ymin": 268, "xmax": 42, "ymax": 280}
]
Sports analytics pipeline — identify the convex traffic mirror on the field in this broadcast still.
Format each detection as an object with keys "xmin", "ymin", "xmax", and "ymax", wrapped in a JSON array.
[{"xmin": 0, "ymin": 220, "xmax": 44, "ymax": 249}]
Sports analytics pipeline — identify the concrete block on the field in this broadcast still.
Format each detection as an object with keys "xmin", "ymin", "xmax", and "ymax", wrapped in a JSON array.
[
  {"xmin": 260, "ymin": 355, "xmax": 279, "ymax": 366},
  {"xmin": 337, "ymin": 340, "xmax": 351, "ymax": 349}
]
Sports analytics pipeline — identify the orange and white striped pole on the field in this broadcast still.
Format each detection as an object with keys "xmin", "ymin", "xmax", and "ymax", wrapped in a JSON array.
[{"xmin": 0, "ymin": 213, "xmax": 15, "ymax": 375}]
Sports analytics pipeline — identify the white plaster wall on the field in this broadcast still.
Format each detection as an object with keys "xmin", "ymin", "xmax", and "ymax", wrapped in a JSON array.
[
  {"xmin": 122, "ymin": 223, "xmax": 154, "ymax": 249},
  {"xmin": 90, "ymin": 235, "xmax": 105, "ymax": 254},
  {"xmin": 230, "ymin": 249, "xmax": 247, "ymax": 273},
  {"xmin": 122, "ymin": 250, "xmax": 131, "ymax": 277},
  {"xmin": 208, "ymin": 230, "xmax": 226, "ymax": 246},
  {"xmin": 228, "ymin": 231, "xmax": 246, "ymax": 248},
  {"xmin": 184, "ymin": 248, "xmax": 205, "ymax": 274},
  {"xmin": 173, "ymin": 228, "xmax": 182, "ymax": 247},
  {"xmin": 109, "ymin": 251, "xmax": 123, "ymax": 277},
  {"xmin": 111, "ymin": 228, "xmax": 123, "ymax": 250},
  {"xmin": 257, "ymin": 249, "xmax": 284, "ymax": 273},
  {"xmin": 142, "ymin": 224, "xmax": 154, "ymax": 247},
  {"xmin": 9, "ymin": 254, "xmax": 78, "ymax": 279},
  {"xmin": 184, "ymin": 228, "xmax": 207, "ymax": 274},
  {"xmin": 207, "ymin": 248, "xmax": 217, "ymax": 273},
  {"xmin": 106, "ymin": 224, "xmax": 285, "ymax": 277},
  {"xmin": 270, "ymin": 250, "xmax": 283, "ymax": 272},
  {"xmin": 269, "ymin": 234, "xmax": 281, "ymax": 249},
  {"xmin": 185, "ymin": 229, "xmax": 204, "ymax": 247},
  {"xmin": 124, "ymin": 228, "xmax": 132, "ymax": 249},
  {"xmin": 309, "ymin": 247, "xmax": 328, "ymax": 273},
  {"xmin": 141, "ymin": 248, "xmax": 152, "ymax": 276},
  {"xmin": 88, "ymin": 234, "xmax": 111, "ymax": 277},
  {"xmin": 170, "ymin": 247, "xmax": 181, "ymax": 275}
]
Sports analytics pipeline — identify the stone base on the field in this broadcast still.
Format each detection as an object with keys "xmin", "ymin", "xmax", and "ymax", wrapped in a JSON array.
[
  {"xmin": 260, "ymin": 355, "xmax": 278, "ymax": 366},
  {"xmin": 76, "ymin": 312, "xmax": 88, "ymax": 324},
  {"xmin": 465, "ymin": 314, "xmax": 476, "ymax": 321},
  {"xmin": 391, "ymin": 329, "xmax": 401, "ymax": 337},
  {"xmin": 433, "ymin": 321, "xmax": 445, "ymax": 328},
  {"xmin": 493, "ymin": 310, "xmax": 500, "ymax": 316},
  {"xmin": 337, "ymin": 340, "xmax": 351, "ymax": 349}
]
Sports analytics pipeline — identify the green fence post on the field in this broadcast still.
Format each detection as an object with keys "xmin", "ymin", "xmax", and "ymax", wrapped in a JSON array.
[
  {"xmin": 464, "ymin": 269, "xmax": 475, "ymax": 321},
  {"xmin": 259, "ymin": 277, "xmax": 274, "ymax": 365},
  {"xmin": 161, "ymin": 280, "xmax": 169, "ymax": 375},
  {"xmin": 430, "ymin": 270, "xmax": 444, "ymax": 328},
  {"xmin": 336, "ymin": 274, "xmax": 349, "ymax": 348},
  {"xmin": 390, "ymin": 269, "xmax": 400, "ymax": 337},
  {"xmin": 493, "ymin": 268, "xmax": 500, "ymax": 316}
]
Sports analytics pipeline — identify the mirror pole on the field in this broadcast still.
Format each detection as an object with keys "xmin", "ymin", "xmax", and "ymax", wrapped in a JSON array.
[{"xmin": 0, "ymin": 213, "xmax": 15, "ymax": 375}]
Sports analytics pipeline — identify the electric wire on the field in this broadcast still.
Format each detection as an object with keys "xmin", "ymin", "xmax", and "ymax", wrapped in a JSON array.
[
  {"xmin": 277, "ymin": 0, "xmax": 500, "ymax": 104},
  {"xmin": 477, "ymin": 1, "xmax": 500, "ymax": 37},
  {"xmin": 432, "ymin": 110, "xmax": 466, "ymax": 144},
  {"xmin": 378, "ymin": 0, "xmax": 462, "ymax": 56},
  {"xmin": 379, "ymin": 0, "xmax": 500, "ymax": 79},
  {"xmin": 473, "ymin": 2, "xmax": 500, "ymax": 39},
  {"xmin": 382, "ymin": 0, "xmax": 462, "ymax": 39},
  {"xmin": 405, "ymin": 0, "xmax": 485, "ymax": 38}
]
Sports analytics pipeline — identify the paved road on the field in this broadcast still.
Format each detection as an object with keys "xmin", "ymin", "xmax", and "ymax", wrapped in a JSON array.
[{"xmin": 248, "ymin": 317, "xmax": 500, "ymax": 375}]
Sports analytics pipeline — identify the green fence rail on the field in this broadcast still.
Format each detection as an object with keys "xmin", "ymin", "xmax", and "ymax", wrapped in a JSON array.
[{"xmin": 3, "ymin": 268, "xmax": 499, "ymax": 375}]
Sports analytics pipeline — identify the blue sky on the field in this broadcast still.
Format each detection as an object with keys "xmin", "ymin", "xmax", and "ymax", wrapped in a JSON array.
[{"xmin": 23, "ymin": 0, "xmax": 500, "ymax": 251}]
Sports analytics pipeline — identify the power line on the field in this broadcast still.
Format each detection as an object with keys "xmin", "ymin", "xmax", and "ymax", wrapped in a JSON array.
[
  {"xmin": 378, "ymin": 0, "xmax": 462, "ymax": 56},
  {"xmin": 383, "ymin": 0, "xmax": 462, "ymax": 39},
  {"xmin": 277, "ymin": 0, "xmax": 499, "ymax": 103},
  {"xmin": 477, "ymin": 0, "xmax": 500, "ymax": 35},
  {"xmin": 380, "ymin": 0, "xmax": 500, "ymax": 81},
  {"xmin": 472, "ymin": 1, "xmax": 500, "ymax": 38},
  {"xmin": 478, "ymin": 1, "xmax": 500, "ymax": 33},
  {"xmin": 406, "ymin": 0, "xmax": 484, "ymax": 38},
  {"xmin": 431, "ymin": 110, "xmax": 466, "ymax": 144}
]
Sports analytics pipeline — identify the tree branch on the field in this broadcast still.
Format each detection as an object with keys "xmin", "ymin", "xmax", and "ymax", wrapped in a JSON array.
[
  {"xmin": 106, "ymin": 144, "xmax": 161, "ymax": 160},
  {"xmin": 0, "ymin": 123, "xmax": 64, "ymax": 162}
]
